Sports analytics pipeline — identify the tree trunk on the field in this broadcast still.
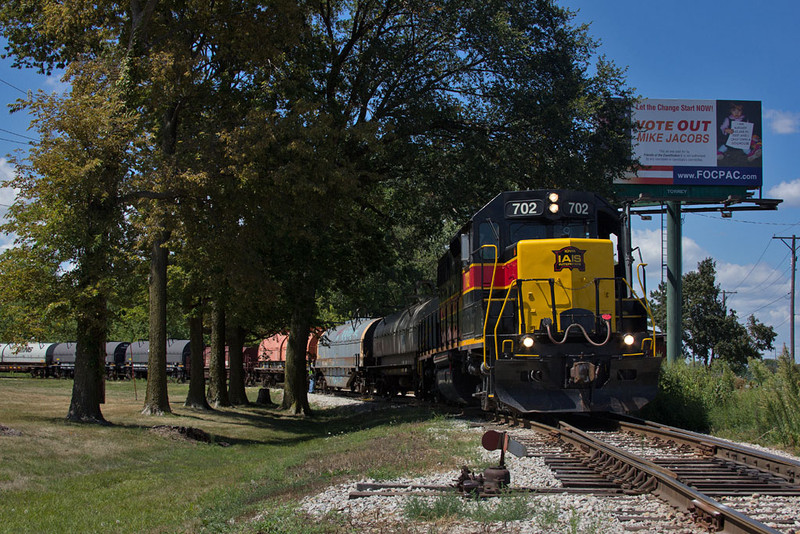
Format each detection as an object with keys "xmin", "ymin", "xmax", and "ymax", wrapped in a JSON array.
[
  {"xmin": 184, "ymin": 305, "xmax": 210, "ymax": 410},
  {"xmin": 142, "ymin": 229, "xmax": 171, "ymax": 415},
  {"xmin": 207, "ymin": 299, "xmax": 230, "ymax": 407},
  {"xmin": 67, "ymin": 202, "xmax": 111, "ymax": 424},
  {"xmin": 282, "ymin": 292, "xmax": 314, "ymax": 415},
  {"xmin": 67, "ymin": 295, "xmax": 108, "ymax": 424},
  {"xmin": 227, "ymin": 322, "xmax": 249, "ymax": 405}
]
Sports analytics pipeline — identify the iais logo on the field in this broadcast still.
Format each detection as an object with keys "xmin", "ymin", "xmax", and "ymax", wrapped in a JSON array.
[{"xmin": 552, "ymin": 246, "xmax": 586, "ymax": 272}]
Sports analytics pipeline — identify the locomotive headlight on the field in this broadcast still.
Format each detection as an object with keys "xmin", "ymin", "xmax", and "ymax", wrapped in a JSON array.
[
  {"xmin": 547, "ymin": 192, "xmax": 560, "ymax": 214},
  {"xmin": 623, "ymin": 334, "xmax": 636, "ymax": 346},
  {"xmin": 521, "ymin": 335, "xmax": 535, "ymax": 349}
]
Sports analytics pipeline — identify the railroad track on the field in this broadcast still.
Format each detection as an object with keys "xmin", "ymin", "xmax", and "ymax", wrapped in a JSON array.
[
  {"xmin": 349, "ymin": 414, "xmax": 800, "ymax": 533},
  {"xmin": 497, "ymin": 414, "xmax": 800, "ymax": 533}
]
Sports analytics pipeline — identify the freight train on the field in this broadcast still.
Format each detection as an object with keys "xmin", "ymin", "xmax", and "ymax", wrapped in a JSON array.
[
  {"xmin": 2, "ymin": 190, "xmax": 663, "ymax": 414},
  {"xmin": 0, "ymin": 335, "xmax": 319, "ymax": 385},
  {"xmin": 315, "ymin": 190, "xmax": 664, "ymax": 414},
  {"xmin": 0, "ymin": 341, "xmax": 187, "ymax": 380}
]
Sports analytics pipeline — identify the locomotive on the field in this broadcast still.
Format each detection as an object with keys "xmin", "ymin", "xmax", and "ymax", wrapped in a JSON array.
[{"xmin": 316, "ymin": 190, "xmax": 664, "ymax": 414}]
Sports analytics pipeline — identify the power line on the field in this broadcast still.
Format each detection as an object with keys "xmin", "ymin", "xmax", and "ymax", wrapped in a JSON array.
[
  {"xmin": 0, "ymin": 76, "xmax": 27, "ymax": 95},
  {"xmin": 728, "ymin": 238, "xmax": 774, "ymax": 292},
  {"xmin": 774, "ymin": 235, "xmax": 798, "ymax": 363},
  {"xmin": 691, "ymin": 212, "xmax": 800, "ymax": 227},
  {"xmin": 742, "ymin": 292, "xmax": 789, "ymax": 317},
  {"xmin": 733, "ymin": 251, "xmax": 791, "ymax": 297},
  {"xmin": 0, "ymin": 136, "xmax": 30, "ymax": 145},
  {"xmin": 0, "ymin": 127, "xmax": 35, "ymax": 141}
]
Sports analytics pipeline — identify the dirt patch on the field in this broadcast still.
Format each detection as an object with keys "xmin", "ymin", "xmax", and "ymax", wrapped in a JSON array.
[
  {"xmin": 149, "ymin": 425, "xmax": 212, "ymax": 443},
  {"xmin": 0, "ymin": 424, "xmax": 22, "ymax": 436}
]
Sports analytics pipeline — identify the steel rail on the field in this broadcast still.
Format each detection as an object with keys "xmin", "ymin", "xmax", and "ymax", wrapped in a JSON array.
[
  {"xmin": 611, "ymin": 417, "xmax": 800, "ymax": 485},
  {"xmin": 550, "ymin": 420, "xmax": 780, "ymax": 534}
]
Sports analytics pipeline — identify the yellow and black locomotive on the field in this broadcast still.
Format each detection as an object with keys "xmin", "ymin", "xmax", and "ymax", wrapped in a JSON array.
[{"xmin": 317, "ymin": 190, "xmax": 663, "ymax": 414}]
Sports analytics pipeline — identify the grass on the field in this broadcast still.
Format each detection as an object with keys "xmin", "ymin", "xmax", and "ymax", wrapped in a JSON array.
[
  {"xmin": 401, "ymin": 493, "xmax": 609, "ymax": 533},
  {"xmin": 0, "ymin": 376, "xmax": 479, "ymax": 533},
  {"xmin": 640, "ymin": 356, "xmax": 800, "ymax": 454}
]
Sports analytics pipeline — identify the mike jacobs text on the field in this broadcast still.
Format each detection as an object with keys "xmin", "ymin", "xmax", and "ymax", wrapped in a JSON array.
[{"xmin": 636, "ymin": 119, "xmax": 712, "ymax": 143}]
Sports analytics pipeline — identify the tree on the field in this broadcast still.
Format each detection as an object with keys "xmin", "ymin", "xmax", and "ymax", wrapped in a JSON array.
[
  {"xmin": 650, "ymin": 258, "xmax": 776, "ymax": 372},
  {"xmin": 237, "ymin": 0, "xmax": 635, "ymax": 414},
  {"xmin": 2, "ymin": 0, "xmax": 638, "ymax": 419},
  {"xmin": 183, "ymin": 301, "xmax": 211, "ymax": 410},
  {"xmin": 0, "ymin": 57, "xmax": 136, "ymax": 423},
  {"xmin": 1, "ymin": 0, "xmax": 305, "ymax": 415}
]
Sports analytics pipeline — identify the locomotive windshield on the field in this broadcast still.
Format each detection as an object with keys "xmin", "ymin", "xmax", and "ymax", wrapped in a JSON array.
[{"xmin": 509, "ymin": 219, "xmax": 593, "ymax": 242}]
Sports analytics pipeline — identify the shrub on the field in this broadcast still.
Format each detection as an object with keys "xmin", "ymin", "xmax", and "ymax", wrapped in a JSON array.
[
  {"xmin": 757, "ymin": 351, "xmax": 800, "ymax": 448},
  {"xmin": 639, "ymin": 360, "xmax": 710, "ymax": 432}
]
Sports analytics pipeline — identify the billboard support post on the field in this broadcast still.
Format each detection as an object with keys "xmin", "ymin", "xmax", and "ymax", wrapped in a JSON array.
[{"xmin": 666, "ymin": 201, "xmax": 682, "ymax": 363}]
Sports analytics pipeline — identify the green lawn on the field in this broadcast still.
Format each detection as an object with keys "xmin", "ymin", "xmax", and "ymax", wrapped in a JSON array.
[{"xmin": 0, "ymin": 377, "xmax": 478, "ymax": 533}]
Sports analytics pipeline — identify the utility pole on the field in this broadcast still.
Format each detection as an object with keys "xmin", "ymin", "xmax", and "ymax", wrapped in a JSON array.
[
  {"xmin": 774, "ymin": 235, "xmax": 797, "ymax": 363},
  {"xmin": 722, "ymin": 290, "xmax": 737, "ymax": 314}
]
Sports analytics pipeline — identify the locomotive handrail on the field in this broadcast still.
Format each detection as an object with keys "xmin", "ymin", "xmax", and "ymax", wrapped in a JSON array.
[
  {"xmin": 493, "ymin": 285, "xmax": 515, "ymax": 360},
  {"xmin": 619, "ymin": 264, "xmax": 658, "ymax": 358},
  {"xmin": 515, "ymin": 278, "xmax": 557, "ymax": 334},
  {"xmin": 480, "ymin": 244, "xmax": 499, "ymax": 370},
  {"xmin": 636, "ymin": 262, "xmax": 658, "ymax": 358}
]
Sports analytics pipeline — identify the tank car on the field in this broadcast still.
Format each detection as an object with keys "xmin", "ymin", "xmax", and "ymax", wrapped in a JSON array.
[
  {"xmin": 166, "ymin": 340, "xmax": 191, "ymax": 381},
  {"xmin": 0, "ymin": 342, "xmax": 58, "ymax": 376},
  {"xmin": 316, "ymin": 319, "xmax": 380, "ymax": 393},
  {"xmin": 106, "ymin": 341, "xmax": 131, "ymax": 379},
  {"xmin": 372, "ymin": 300, "xmax": 438, "ymax": 397},
  {"xmin": 125, "ymin": 340, "xmax": 191, "ymax": 380},
  {"xmin": 51, "ymin": 342, "xmax": 77, "ymax": 377},
  {"xmin": 251, "ymin": 332, "xmax": 320, "ymax": 386}
]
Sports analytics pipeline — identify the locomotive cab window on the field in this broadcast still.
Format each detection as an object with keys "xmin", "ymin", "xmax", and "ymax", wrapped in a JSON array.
[{"xmin": 477, "ymin": 221, "xmax": 500, "ymax": 261}]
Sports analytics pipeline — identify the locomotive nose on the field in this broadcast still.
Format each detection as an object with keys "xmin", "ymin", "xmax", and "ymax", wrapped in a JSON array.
[{"xmin": 569, "ymin": 361, "xmax": 596, "ymax": 385}]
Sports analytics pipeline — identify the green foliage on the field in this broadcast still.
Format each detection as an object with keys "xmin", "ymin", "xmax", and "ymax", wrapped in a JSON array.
[
  {"xmin": 641, "ymin": 354, "xmax": 800, "ymax": 452},
  {"xmin": 402, "ymin": 493, "xmax": 536, "ymax": 526},
  {"xmin": 640, "ymin": 360, "xmax": 711, "ymax": 432},
  {"xmin": 246, "ymin": 505, "xmax": 345, "ymax": 534},
  {"xmin": 470, "ymin": 494, "xmax": 535, "ymax": 524},
  {"xmin": 403, "ymin": 494, "xmax": 466, "ymax": 522},
  {"xmin": 756, "ymin": 349, "xmax": 800, "ymax": 447},
  {"xmin": 402, "ymin": 494, "xmax": 609, "ymax": 533},
  {"xmin": 649, "ymin": 258, "xmax": 776, "ymax": 372}
]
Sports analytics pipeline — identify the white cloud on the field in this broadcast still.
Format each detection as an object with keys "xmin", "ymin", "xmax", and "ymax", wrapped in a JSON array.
[
  {"xmin": 764, "ymin": 109, "xmax": 800, "ymax": 135},
  {"xmin": 768, "ymin": 178, "xmax": 800, "ymax": 206},
  {"xmin": 0, "ymin": 158, "xmax": 19, "ymax": 251},
  {"xmin": 0, "ymin": 157, "xmax": 15, "ymax": 183},
  {"xmin": 43, "ymin": 74, "xmax": 70, "ymax": 95},
  {"xmin": 631, "ymin": 228, "xmax": 707, "ymax": 276}
]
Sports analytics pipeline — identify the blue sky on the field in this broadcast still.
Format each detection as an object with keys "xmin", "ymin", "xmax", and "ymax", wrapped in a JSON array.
[
  {"xmin": 561, "ymin": 0, "xmax": 800, "ymax": 357},
  {"xmin": 2, "ymin": 1, "xmax": 800, "ymax": 357}
]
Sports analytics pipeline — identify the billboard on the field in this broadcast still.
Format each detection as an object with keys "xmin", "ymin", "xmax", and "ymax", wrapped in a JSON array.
[{"xmin": 615, "ymin": 99, "xmax": 762, "ymax": 198}]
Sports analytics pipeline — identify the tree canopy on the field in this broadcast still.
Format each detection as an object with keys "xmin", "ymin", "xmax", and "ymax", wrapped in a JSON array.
[
  {"xmin": 650, "ymin": 258, "xmax": 777, "ymax": 373},
  {"xmin": 1, "ymin": 0, "xmax": 640, "ymax": 419}
]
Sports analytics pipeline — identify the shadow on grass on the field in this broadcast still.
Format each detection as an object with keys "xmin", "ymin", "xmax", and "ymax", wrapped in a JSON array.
[{"xmin": 41, "ymin": 401, "xmax": 443, "ymax": 449}]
